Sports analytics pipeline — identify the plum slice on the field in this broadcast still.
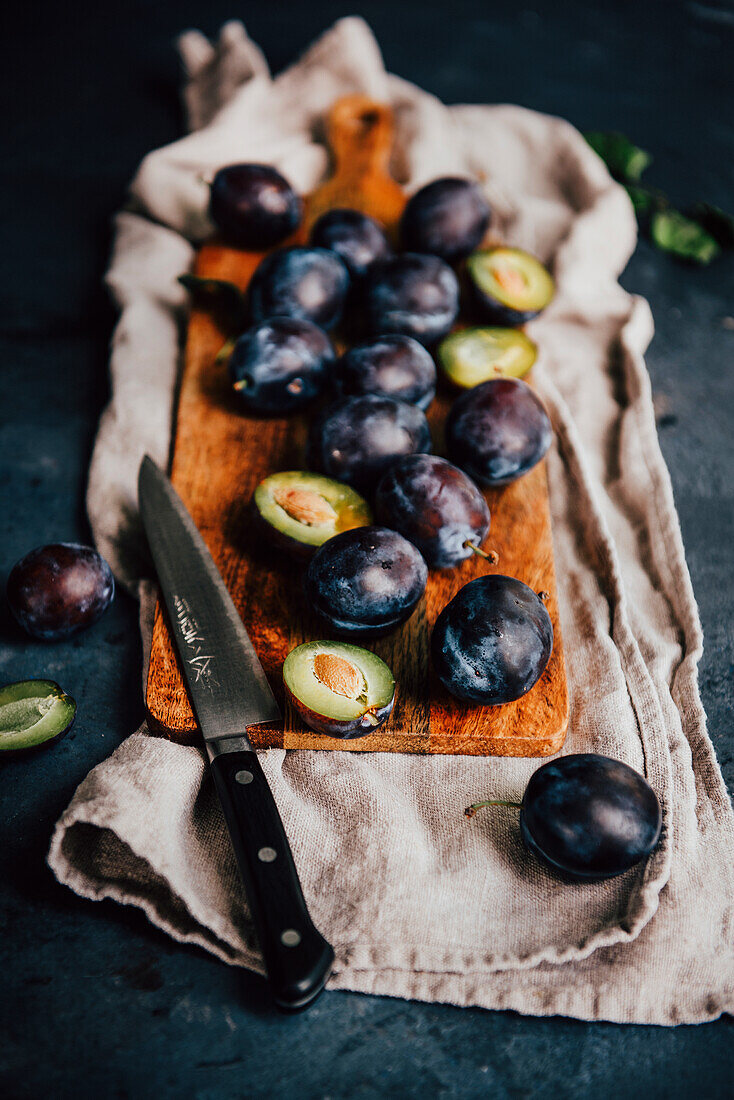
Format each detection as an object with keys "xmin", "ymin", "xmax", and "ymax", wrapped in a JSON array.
[
  {"xmin": 253, "ymin": 471, "xmax": 372, "ymax": 557},
  {"xmin": 283, "ymin": 640, "xmax": 395, "ymax": 737},
  {"xmin": 466, "ymin": 247, "xmax": 555, "ymax": 325},
  {"xmin": 438, "ymin": 327, "xmax": 537, "ymax": 389},
  {"xmin": 0, "ymin": 679, "xmax": 76, "ymax": 755}
]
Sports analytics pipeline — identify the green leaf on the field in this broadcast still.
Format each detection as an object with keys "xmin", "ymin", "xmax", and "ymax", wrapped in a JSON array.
[
  {"xmin": 625, "ymin": 185, "xmax": 660, "ymax": 217},
  {"xmin": 584, "ymin": 131, "xmax": 652, "ymax": 183},
  {"xmin": 688, "ymin": 202, "xmax": 734, "ymax": 249},
  {"xmin": 650, "ymin": 210, "xmax": 721, "ymax": 265},
  {"xmin": 178, "ymin": 274, "xmax": 249, "ymax": 332}
]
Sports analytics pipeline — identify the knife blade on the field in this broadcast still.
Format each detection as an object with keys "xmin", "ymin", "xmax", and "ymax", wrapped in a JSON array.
[{"xmin": 138, "ymin": 456, "xmax": 334, "ymax": 1011}]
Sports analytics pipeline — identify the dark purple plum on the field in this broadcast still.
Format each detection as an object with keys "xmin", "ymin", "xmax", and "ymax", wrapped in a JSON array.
[
  {"xmin": 431, "ymin": 574, "xmax": 553, "ymax": 704},
  {"xmin": 209, "ymin": 164, "xmax": 302, "ymax": 249},
  {"xmin": 331, "ymin": 336, "xmax": 436, "ymax": 410},
  {"xmin": 309, "ymin": 208, "xmax": 391, "ymax": 279},
  {"xmin": 520, "ymin": 754, "xmax": 662, "ymax": 881},
  {"xmin": 446, "ymin": 378, "xmax": 552, "ymax": 487},
  {"xmin": 364, "ymin": 254, "xmax": 459, "ymax": 346},
  {"xmin": 400, "ymin": 177, "xmax": 491, "ymax": 262},
  {"xmin": 307, "ymin": 395, "xmax": 432, "ymax": 490},
  {"xmin": 228, "ymin": 317, "xmax": 333, "ymax": 414},
  {"xmin": 249, "ymin": 247, "xmax": 350, "ymax": 330},
  {"xmin": 7, "ymin": 543, "xmax": 115, "ymax": 640},
  {"xmin": 304, "ymin": 526, "xmax": 428, "ymax": 638},
  {"xmin": 375, "ymin": 455, "xmax": 490, "ymax": 569}
]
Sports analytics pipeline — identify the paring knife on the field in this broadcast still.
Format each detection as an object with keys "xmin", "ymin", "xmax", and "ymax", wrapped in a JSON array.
[{"xmin": 138, "ymin": 456, "xmax": 334, "ymax": 1011}]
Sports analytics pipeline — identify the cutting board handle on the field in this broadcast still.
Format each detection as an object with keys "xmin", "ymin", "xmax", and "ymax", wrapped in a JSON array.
[{"xmin": 326, "ymin": 95, "xmax": 394, "ymax": 179}]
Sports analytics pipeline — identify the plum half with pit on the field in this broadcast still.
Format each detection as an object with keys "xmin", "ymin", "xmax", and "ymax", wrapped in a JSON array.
[
  {"xmin": 209, "ymin": 164, "xmax": 302, "ymax": 249},
  {"xmin": 446, "ymin": 378, "xmax": 552, "ymax": 487},
  {"xmin": 364, "ymin": 253, "xmax": 459, "ymax": 346},
  {"xmin": 307, "ymin": 394, "xmax": 432, "ymax": 491},
  {"xmin": 375, "ymin": 455, "xmax": 491, "ymax": 569},
  {"xmin": 331, "ymin": 335, "xmax": 436, "ymax": 410},
  {"xmin": 7, "ymin": 543, "xmax": 115, "ymax": 640},
  {"xmin": 228, "ymin": 317, "xmax": 334, "ymax": 414},
  {"xmin": 431, "ymin": 574, "xmax": 553, "ymax": 705},
  {"xmin": 283, "ymin": 640, "xmax": 395, "ymax": 737},
  {"xmin": 249, "ymin": 247, "xmax": 350, "ymax": 331},
  {"xmin": 304, "ymin": 526, "xmax": 428, "ymax": 638},
  {"xmin": 438, "ymin": 327, "xmax": 537, "ymax": 389},
  {"xmin": 309, "ymin": 208, "xmax": 391, "ymax": 279},
  {"xmin": 466, "ymin": 247, "xmax": 555, "ymax": 325},
  {"xmin": 253, "ymin": 471, "xmax": 372, "ymax": 557},
  {"xmin": 0, "ymin": 679, "xmax": 76, "ymax": 755},
  {"xmin": 400, "ymin": 177, "xmax": 491, "ymax": 262}
]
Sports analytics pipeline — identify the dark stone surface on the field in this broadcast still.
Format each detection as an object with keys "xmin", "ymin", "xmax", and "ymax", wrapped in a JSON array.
[{"xmin": 1, "ymin": 1, "xmax": 732, "ymax": 1096}]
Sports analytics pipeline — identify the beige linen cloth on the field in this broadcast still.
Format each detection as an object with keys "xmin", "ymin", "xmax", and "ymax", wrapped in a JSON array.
[{"xmin": 48, "ymin": 18, "xmax": 734, "ymax": 1024}]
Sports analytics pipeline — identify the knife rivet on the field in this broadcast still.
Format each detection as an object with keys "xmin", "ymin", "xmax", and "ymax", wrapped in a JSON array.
[
  {"xmin": 258, "ymin": 847, "xmax": 277, "ymax": 863},
  {"xmin": 281, "ymin": 929, "xmax": 301, "ymax": 947},
  {"xmin": 235, "ymin": 770, "xmax": 254, "ymax": 785}
]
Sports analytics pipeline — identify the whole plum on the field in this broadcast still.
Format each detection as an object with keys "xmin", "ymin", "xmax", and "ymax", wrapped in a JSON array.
[
  {"xmin": 249, "ymin": 247, "xmax": 349, "ymax": 330},
  {"xmin": 307, "ymin": 395, "xmax": 432, "ymax": 490},
  {"xmin": 364, "ymin": 254, "xmax": 459, "ymax": 346},
  {"xmin": 446, "ymin": 378, "xmax": 552, "ymax": 487},
  {"xmin": 7, "ymin": 543, "xmax": 115, "ymax": 640},
  {"xmin": 209, "ymin": 164, "xmax": 302, "ymax": 249},
  {"xmin": 331, "ymin": 336, "xmax": 436, "ymax": 410},
  {"xmin": 309, "ymin": 208, "xmax": 391, "ymax": 279},
  {"xmin": 431, "ymin": 574, "xmax": 553, "ymax": 704},
  {"xmin": 304, "ymin": 526, "xmax": 428, "ymax": 637},
  {"xmin": 400, "ymin": 177, "xmax": 491, "ymax": 262},
  {"xmin": 228, "ymin": 317, "xmax": 333, "ymax": 414},
  {"xmin": 374, "ymin": 455, "xmax": 490, "ymax": 569}
]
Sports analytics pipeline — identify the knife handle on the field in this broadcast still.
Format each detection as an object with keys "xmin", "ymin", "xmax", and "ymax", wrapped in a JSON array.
[{"xmin": 209, "ymin": 747, "xmax": 334, "ymax": 1011}]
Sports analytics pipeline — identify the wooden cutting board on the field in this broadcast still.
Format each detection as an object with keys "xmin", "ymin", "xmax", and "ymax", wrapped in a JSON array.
[{"xmin": 145, "ymin": 95, "xmax": 569, "ymax": 757}]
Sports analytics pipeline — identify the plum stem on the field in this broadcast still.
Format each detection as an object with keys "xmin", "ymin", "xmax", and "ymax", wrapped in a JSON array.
[
  {"xmin": 465, "ymin": 799, "xmax": 522, "ymax": 818},
  {"xmin": 464, "ymin": 541, "xmax": 499, "ymax": 565}
]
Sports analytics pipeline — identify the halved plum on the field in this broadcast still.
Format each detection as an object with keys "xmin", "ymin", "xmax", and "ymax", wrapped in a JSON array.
[
  {"xmin": 438, "ymin": 327, "xmax": 537, "ymax": 389},
  {"xmin": 283, "ymin": 640, "xmax": 395, "ymax": 737},
  {"xmin": 0, "ymin": 679, "xmax": 76, "ymax": 755},
  {"xmin": 466, "ymin": 247, "xmax": 555, "ymax": 325},
  {"xmin": 253, "ymin": 472, "xmax": 372, "ymax": 557}
]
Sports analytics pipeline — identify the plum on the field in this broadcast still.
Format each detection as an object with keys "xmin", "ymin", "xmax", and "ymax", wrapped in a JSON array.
[
  {"xmin": 228, "ymin": 317, "xmax": 334, "ymax": 414},
  {"xmin": 431, "ymin": 574, "xmax": 553, "ymax": 704},
  {"xmin": 467, "ymin": 247, "xmax": 555, "ymax": 325},
  {"xmin": 7, "ymin": 543, "xmax": 115, "ymax": 640},
  {"xmin": 446, "ymin": 378, "xmax": 552, "ymax": 487},
  {"xmin": 364, "ymin": 253, "xmax": 459, "ymax": 346},
  {"xmin": 253, "ymin": 471, "xmax": 372, "ymax": 557},
  {"xmin": 209, "ymin": 164, "xmax": 302, "ymax": 249},
  {"xmin": 307, "ymin": 395, "xmax": 432, "ymax": 491},
  {"xmin": 309, "ymin": 208, "xmax": 391, "ymax": 279},
  {"xmin": 438, "ymin": 327, "xmax": 537, "ymax": 389},
  {"xmin": 374, "ymin": 455, "xmax": 490, "ymax": 569},
  {"xmin": 400, "ymin": 177, "xmax": 491, "ymax": 262},
  {"xmin": 331, "ymin": 336, "xmax": 436, "ymax": 410},
  {"xmin": 283, "ymin": 640, "xmax": 395, "ymax": 737},
  {"xmin": 0, "ymin": 679, "xmax": 76, "ymax": 755},
  {"xmin": 465, "ymin": 753, "xmax": 663, "ymax": 883},
  {"xmin": 249, "ymin": 247, "xmax": 350, "ymax": 331},
  {"xmin": 304, "ymin": 526, "xmax": 428, "ymax": 638}
]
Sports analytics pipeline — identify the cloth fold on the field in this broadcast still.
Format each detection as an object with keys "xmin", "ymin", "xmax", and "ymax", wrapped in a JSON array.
[{"xmin": 49, "ymin": 17, "xmax": 734, "ymax": 1024}]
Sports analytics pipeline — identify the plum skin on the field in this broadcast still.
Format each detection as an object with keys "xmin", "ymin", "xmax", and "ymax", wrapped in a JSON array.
[
  {"xmin": 228, "ymin": 317, "xmax": 334, "ymax": 414},
  {"xmin": 248, "ymin": 247, "xmax": 350, "ymax": 331},
  {"xmin": 363, "ymin": 253, "xmax": 460, "ymax": 346},
  {"xmin": 520, "ymin": 754, "xmax": 663, "ymax": 881},
  {"xmin": 7, "ymin": 543, "xmax": 115, "ymax": 640},
  {"xmin": 431, "ymin": 574, "xmax": 553, "ymax": 704},
  {"xmin": 331, "ymin": 335, "xmax": 436, "ymax": 411},
  {"xmin": 209, "ymin": 164, "xmax": 302, "ymax": 249},
  {"xmin": 446, "ymin": 378, "xmax": 552, "ymax": 488},
  {"xmin": 307, "ymin": 395, "xmax": 432, "ymax": 491},
  {"xmin": 309, "ymin": 208, "xmax": 391, "ymax": 279},
  {"xmin": 375, "ymin": 455, "xmax": 490, "ymax": 569},
  {"xmin": 400, "ymin": 177, "xmax": 491, "ymax": 262},
  {"xmin": 304, "ymin": 526, "xmax": 428, "ymax": 638}
]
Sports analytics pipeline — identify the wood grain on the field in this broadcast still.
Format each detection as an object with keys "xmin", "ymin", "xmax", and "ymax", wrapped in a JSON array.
[{"xmin": 146, "ymin": 95, "xmax": 568, "ymax": 757}]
